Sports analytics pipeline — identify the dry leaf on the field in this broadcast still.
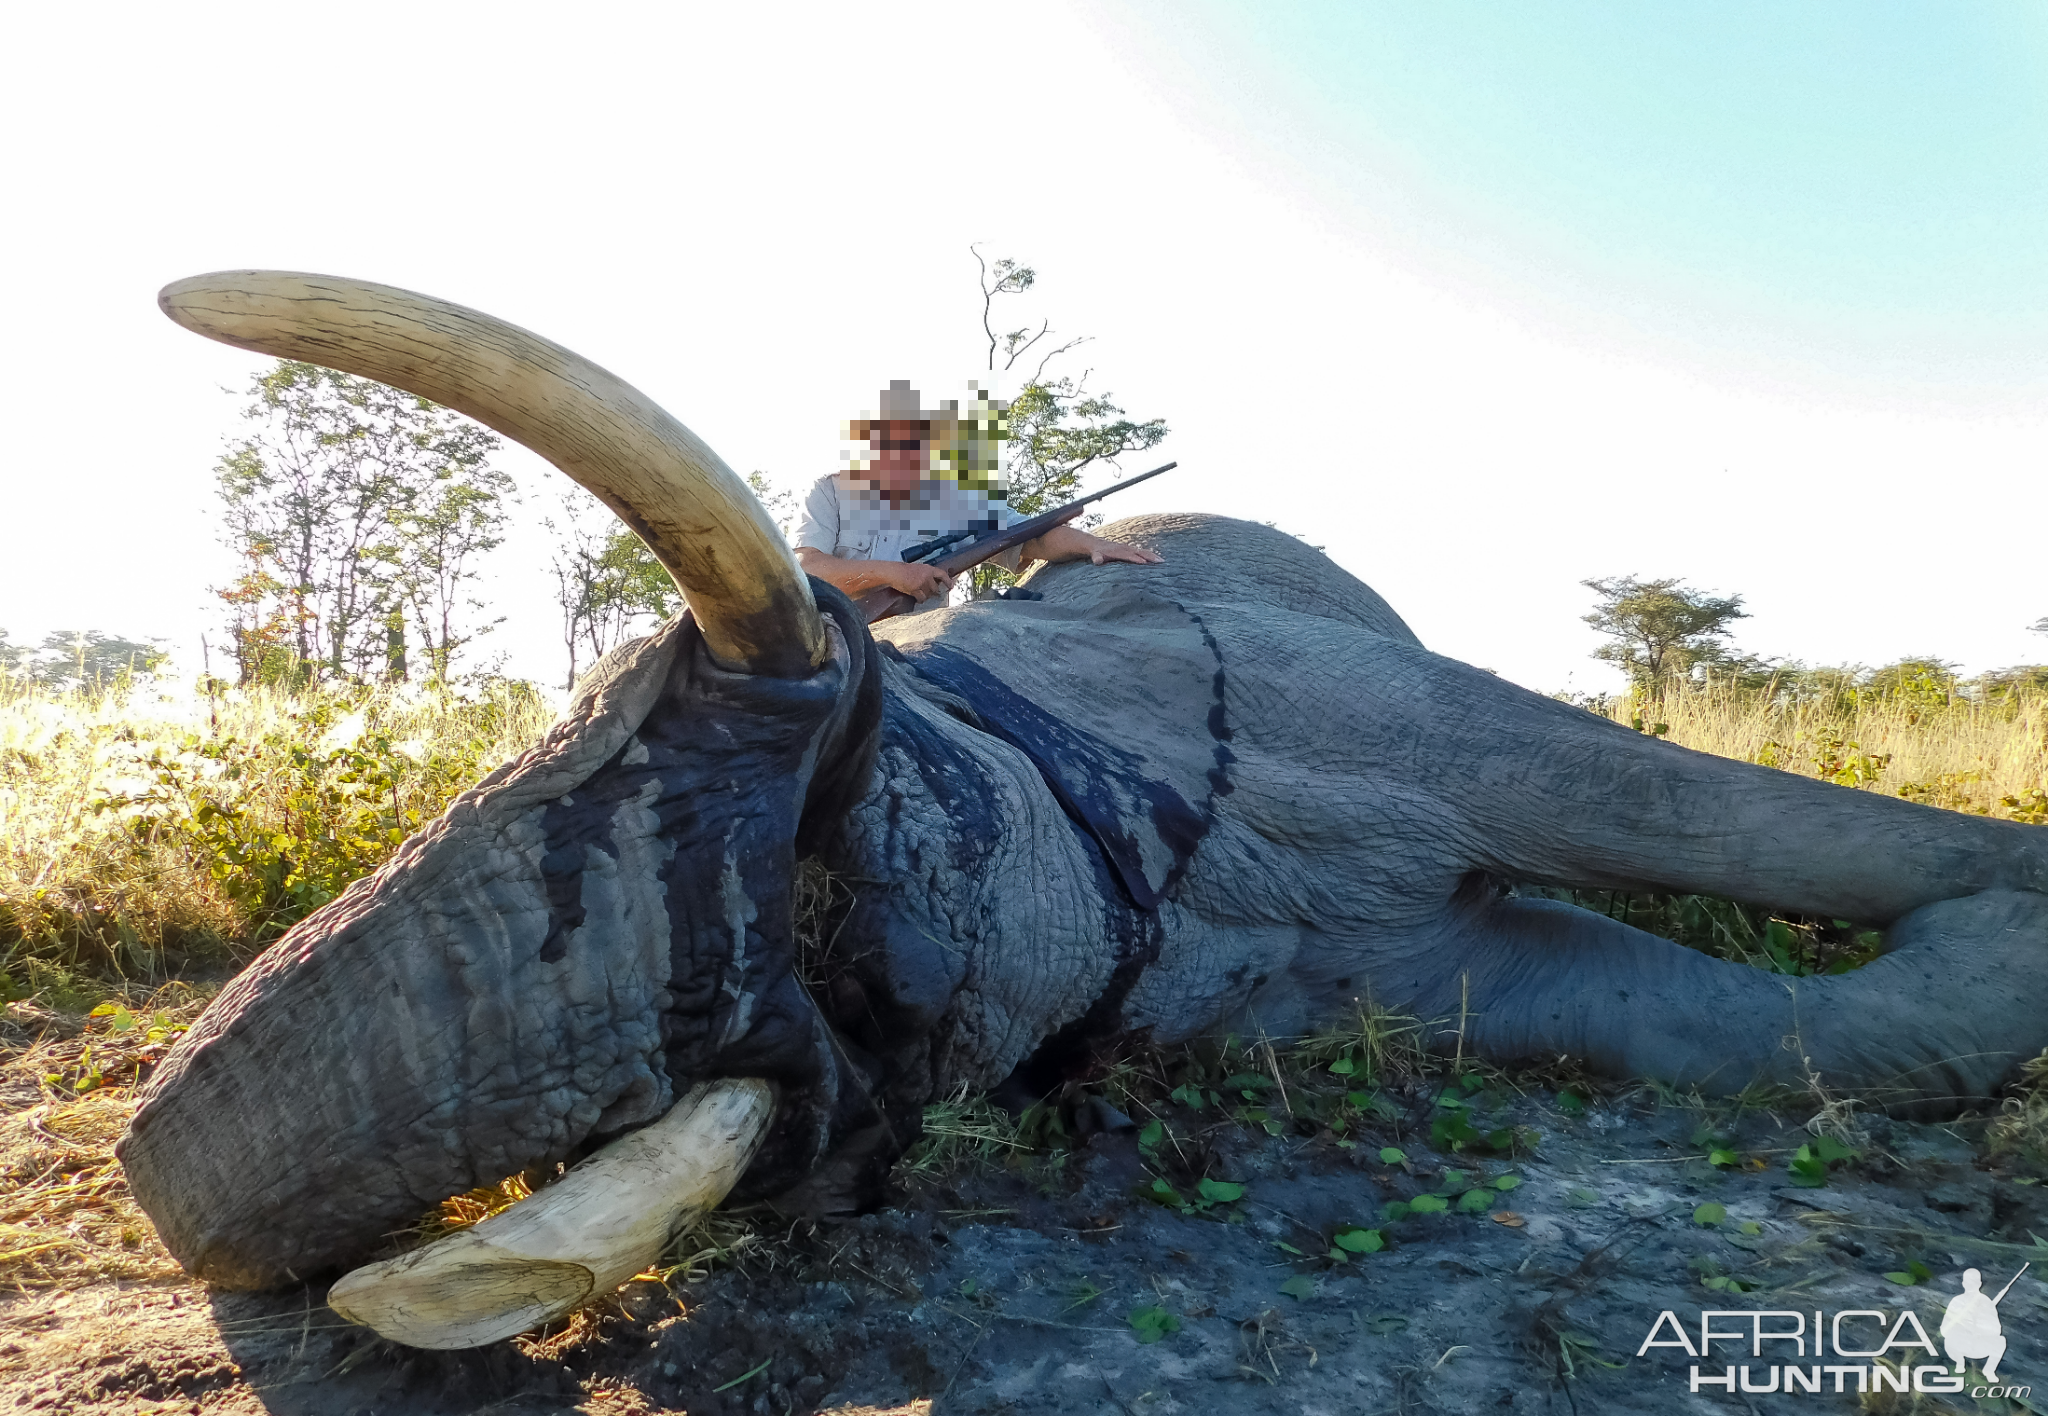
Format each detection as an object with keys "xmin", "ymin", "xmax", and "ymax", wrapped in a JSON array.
[{"xmin": 1490, "ymin": 1211, "xmax": 1526, "ymax": 1228}]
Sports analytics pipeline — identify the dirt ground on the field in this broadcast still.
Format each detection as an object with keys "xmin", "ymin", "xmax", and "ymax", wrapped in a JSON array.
[{"xmin": 2, "ymin": 1001, "xmax": 2045, "ymax": 1415}]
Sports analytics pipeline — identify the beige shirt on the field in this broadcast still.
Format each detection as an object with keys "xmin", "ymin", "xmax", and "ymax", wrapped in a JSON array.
[{"xmin": 793, "ymin": 474, "xmax": 1020, "ymax": 612}]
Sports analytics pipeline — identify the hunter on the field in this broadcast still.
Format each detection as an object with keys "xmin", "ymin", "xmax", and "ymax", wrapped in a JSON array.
[{"xmin": 793, "ymin": 379, "xmax": 1161, "ymax": 612}]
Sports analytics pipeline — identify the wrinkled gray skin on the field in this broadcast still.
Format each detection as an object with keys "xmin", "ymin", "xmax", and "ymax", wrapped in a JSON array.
[{"xmin": 121, "ymin": 513, "xmax": 2048, "ymax": 1290}]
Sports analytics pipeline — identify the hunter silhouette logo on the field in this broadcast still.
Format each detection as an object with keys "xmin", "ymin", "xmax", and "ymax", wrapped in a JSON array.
[{"xmin": 1942, "ymin": 1264, "xmax": 2026, "ymax": 1382}]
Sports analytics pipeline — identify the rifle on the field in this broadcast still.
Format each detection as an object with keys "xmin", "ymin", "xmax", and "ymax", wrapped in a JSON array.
[
  {"xmin": 898, "ymin": 529, "xmax": 976, "ymax": 564},
  {"xmin": 852, "ymin": 461, "xmax": 1177, "ymax": 624}
]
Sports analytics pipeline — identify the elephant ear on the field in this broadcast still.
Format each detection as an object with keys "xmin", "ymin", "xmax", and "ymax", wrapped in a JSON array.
[
  {"xmin": 119, "ymin": 621, "xmax": 694, "ymax": 1289},
  {"xmin": 876, "ymin": 584, "xmax": 1229, "ymax": 908}
]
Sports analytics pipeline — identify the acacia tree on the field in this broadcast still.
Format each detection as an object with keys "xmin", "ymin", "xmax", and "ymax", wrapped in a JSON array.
[
  {"xmin": 1582, "ymin": 575, "xmax": 1748, "ymax": 693},
  {"xmin": 213, "ymin": 361, "xmax": 510, "ymax": 686},
  {"xmin": 966, "ymin": 250, "xmax": 1167, "ymax": 595}
]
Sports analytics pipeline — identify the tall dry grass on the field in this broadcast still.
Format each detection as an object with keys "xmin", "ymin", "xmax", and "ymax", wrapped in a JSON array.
[
  {"xmin": 1603, "ymin": 679, "xmax": 2048, "ymax": 823},
  {"xmin": 0, "ymin": 672, "xmax": 555, "ymax": 997},
  {"xmin": 3, "ymin": 665, "xmax": 2044, "ymax": 1003}
]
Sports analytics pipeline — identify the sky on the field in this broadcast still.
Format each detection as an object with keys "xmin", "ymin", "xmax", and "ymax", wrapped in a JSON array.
[{"xmin": 3, "ymin": 0, "xmax": 2045, "ymax": 697}]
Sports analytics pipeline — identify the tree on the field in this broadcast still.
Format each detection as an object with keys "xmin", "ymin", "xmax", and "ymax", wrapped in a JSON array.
[
  {"xmin": 212, "ymin": 361, "xmax": 510, "ymax": 687},
  {"xmin": 543, "ymin": 473, "xmax": 794, "ymax": 691},
  {"xmin": 1581, "ymin": 575, "xmax": 1748, "ymax": 692},
  {"xmin": 0, "ymin": 628, "xmax": 167, "ymax": 690},
  {"xmin": 1981, "ymin": 663, "xmax": 2048, "ymax": 698},
  {"xmin": 543, "ymin": 488, "xmax": 678, "ymax": 692},
  {"xmin": 1861, "ymin": 656, "xmax": 1960, "ymax": 704},
  {"xmin": 965, "ymin": 249, "xmax": 1167, "ymax": 594},
  {"xmin": 388, "ymin": 469, "xmax": 517, "ymax": 683}
]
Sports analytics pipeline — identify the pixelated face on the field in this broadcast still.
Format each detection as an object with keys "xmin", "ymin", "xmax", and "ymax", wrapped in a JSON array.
[
  {"xmin": 840, "ymin": 385, "xmax": 1006, "ymax": 533},
  {"xmin": 867, "ymin": 418, "xmax": 930, "ymax": 491}
]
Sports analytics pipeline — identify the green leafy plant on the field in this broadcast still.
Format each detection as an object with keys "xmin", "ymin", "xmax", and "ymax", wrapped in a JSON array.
[
  {"xmin": 1128, "ymin": 1305, "xmax": 1180, "ymax": 1343},
  {"xmin": 1788, "ymin": 1135, "xmax": 1858, "ymax": 1187},
  {"xmin": 1350, "ymin": 1089, "xmax": 1399, "ymax": 1121},
  {"xmin": 1430, "ymin": 1096, "xmax": 1515, "ymax": 1154},
  {"xmin": 1884, "ymin": 1259, "xmax": 1933, "ymax": 1287},
  {"xmin": 1138, "ymin": 1177, "xmax": 1186, "ymax": 1209},
  {"xmin": 1329, "ymin": 1225, "xmax": 1384, "ymax": 1260},
  {"xmin": 1692, "ymin": 1255, "xmax": 1756, "ymax": 1293},
  {"xmin": 1136, "ymin": 1174, "xmax": 1245, "ymax": 1217},
  {"xmin": 1197, "ymin": 1177, "xmax": 1245, "ymax": 1206},
  {"xmin": 44, "ymin": 1043, "xmax": 106, "ymax": 1094},
  {"xmin": 1692, "ymin": 1202, "xmax": 1727, "ymax": 1227},
  {"xmin": 1558, "ymin": 1329, "xmax": 1626, "ymax": 1378},
  {"xmin": 1224, "ymin": 1072, "xmax": 1272, "ymax": 1100},
  {"xmin": 88, "ymin": 1001, "xmax": 188, "ymax": 1044}
]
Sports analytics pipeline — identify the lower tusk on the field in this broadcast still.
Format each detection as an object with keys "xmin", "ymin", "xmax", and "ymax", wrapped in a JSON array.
[{"xmin": 327, "ymin": 1078, "xmax": 774, "ymax": 1349}]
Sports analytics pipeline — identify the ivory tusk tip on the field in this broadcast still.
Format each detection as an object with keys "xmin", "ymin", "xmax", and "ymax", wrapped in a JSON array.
[
  {"xmin": 329, "ymin": 1245, "xmax": 596, "ymax": 1350},
  {"xmin": 157, "ymin": 270, "xmax": 318, "ymax": 346},
  {"xmin": 323, "ymin": 1078, "xmax": 774, "ymax": 1349},
  {"xmin": 152, "ymin": 270, "xmax": 829, "ymax": 675}
]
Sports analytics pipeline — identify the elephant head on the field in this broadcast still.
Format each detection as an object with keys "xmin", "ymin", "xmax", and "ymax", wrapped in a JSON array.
[{"xmin": 119, "ymin": 274, "xmax": 891, "ymax": 1289}]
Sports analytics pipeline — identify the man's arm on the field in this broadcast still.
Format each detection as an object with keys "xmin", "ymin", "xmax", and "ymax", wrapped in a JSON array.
[
  {"xmin": 791, "ymin": 473, "xmax": 957, "ymax": 602},
  {"xmin": 795, "ymin": 547, "xmax": 955, "ymax": 601},
  {"xmin": 796, "ymin": 522, "xmax": 1160, "ymax": 612},
  {"xmin": 1016, "ymin": 523, "xmax": 1164, "ymax": 567}
]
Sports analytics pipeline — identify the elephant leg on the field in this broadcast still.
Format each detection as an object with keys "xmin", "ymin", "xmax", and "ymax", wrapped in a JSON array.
[
  {"xmin": 1369, "ymin": 881, "xmax": 2048, "ymax": 1110},
  {"xmin": 1428, "ymin": 669, "xmax": 2048, "ymax": 924}
]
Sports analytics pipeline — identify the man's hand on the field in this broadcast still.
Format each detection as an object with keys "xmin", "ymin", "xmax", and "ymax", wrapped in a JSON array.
[
  {"xmin": 796, "ymin": 546, "xmax": 954, "ymax": 602},
  {"xmin": 1022, "ymin": 523, "xmax": 1165, "ymax": 568},
  {"xmin": 886, "ymin": 560, "xmax": 956, "ymax": 600}
]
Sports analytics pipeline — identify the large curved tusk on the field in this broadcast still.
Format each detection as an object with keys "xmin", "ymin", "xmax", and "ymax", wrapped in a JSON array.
[
  {"xmin": 159, "ymin": 271, "xmax": 827, "ymax": 678},
  {"xmin": 326, "ymin": 1078, "xmax": 774, "ymax": 1349}
]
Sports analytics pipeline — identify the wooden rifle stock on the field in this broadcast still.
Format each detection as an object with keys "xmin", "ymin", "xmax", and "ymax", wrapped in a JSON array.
[{"xmin": 852, "ymin": 461, "xmax": 1176, "ymax": 624}]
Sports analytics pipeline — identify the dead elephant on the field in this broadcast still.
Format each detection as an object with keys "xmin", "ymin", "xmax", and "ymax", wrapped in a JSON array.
[{"xmin": 120, "ymin": 273, "xmax": 2048, "ymax": 1340}]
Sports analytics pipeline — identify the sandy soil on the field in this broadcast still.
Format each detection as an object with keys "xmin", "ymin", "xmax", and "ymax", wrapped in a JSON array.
[{"xmin": 2, "ymin": 1060, "xmax": 2043, "ymax": 1416}]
